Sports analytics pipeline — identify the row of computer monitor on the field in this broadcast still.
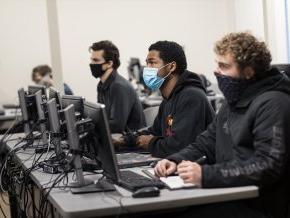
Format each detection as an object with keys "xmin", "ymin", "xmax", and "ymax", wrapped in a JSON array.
[{"xmin": 17, "ymin": 85, "xmax": 120, "ymax": 185}]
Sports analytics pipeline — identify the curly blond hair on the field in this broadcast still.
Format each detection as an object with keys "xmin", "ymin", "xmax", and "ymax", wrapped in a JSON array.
[{"xmin": 214, "ymin": 32, "xmax": 272, "ymax": 78}]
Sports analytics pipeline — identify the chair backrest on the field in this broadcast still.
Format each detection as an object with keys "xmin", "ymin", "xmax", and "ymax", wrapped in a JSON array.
[
  {"xmin": 143, "ymin": 106, "xmax": 159, "ymax": 127},
  {"xmin": 272, "ymin": 64, "xmax": 290, "ymax": 78}
]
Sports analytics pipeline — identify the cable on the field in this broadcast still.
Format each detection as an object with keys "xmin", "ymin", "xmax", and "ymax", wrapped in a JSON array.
[
  {"xmin": 0, "ymin": 120, "xmax": 22, "ymax": 158},
  {"xmin": 38, "ymin": 172, "xmax": 68, "ymax": 218},
  {"xmin": 0, "ymin": 122, "xmax": 62, "ymax": 217},
  {"xmin": 0, "ymin": 127, "xmax": 103, "ymax": 218}
]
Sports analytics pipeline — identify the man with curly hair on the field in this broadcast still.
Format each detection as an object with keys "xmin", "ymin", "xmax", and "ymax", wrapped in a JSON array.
[{"xmin": 154, "ymin": 32, "xmax": 290, "ymax": 218}]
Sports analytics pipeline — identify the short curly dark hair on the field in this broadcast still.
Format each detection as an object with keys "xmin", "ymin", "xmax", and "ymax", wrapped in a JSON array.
[
  {"xmin": 89, "ymin": 40, "xmax": 120, "ymax": 70},
  {"xmin": 214, "ymin": 32, "xmax": 272, "ymax": 78},
  {"xmin": 149, "ymin": 41, "xmax": 187, "ymax": 74}
]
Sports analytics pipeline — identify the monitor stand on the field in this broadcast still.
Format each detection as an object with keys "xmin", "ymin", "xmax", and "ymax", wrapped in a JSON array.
[{"xmin": 70, "ymin": 179, "xmax": 116, "ymax": 194}]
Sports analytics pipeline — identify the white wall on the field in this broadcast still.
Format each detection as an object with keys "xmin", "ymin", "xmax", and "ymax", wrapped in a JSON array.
[
  {"xmin": 57, "ymin": 0, "xmax": 233, "ymax": 102},
  {"xmin": 232, "ymin": 0, "xmax": 288, "ymax": 63},
  {"xmin": 265, "ymin": 0, "xmax": 288, "ymax": 63},
  {"xmin": 0, "ymin": 0, "xmax": 51, "ymax": 105},
  {"xmin": 233, "ymin": 0, "xmax": 265, "ymax": 39},
  {"xmin": 0, "ymin": 0, "xmax": 288, "ymax": 104}
]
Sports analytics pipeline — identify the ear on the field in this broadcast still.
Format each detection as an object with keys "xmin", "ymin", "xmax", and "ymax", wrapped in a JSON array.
[
  {"xmin": 243, "ymin": 67, "xmax": 255, "ymax": 79},
  {"xmin": 106, "ymin": 60, "xmax": 114, "ymax": 69},
  {"xmin": 170, "ymin": 61, "xmax": 177, "ymax": 73}
]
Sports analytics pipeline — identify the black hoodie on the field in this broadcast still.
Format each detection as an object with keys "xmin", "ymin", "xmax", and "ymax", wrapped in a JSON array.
[
  {"xmin": 168, "ymin": 68, "xmax": 290, "ymax": 218},
  {"xmin": 147, "ymin": 70, "xmax": 215, "ymax": 158}
]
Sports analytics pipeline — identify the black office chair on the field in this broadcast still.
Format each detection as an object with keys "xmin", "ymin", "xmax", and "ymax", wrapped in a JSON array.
[{"xmin": 272, "ymin": 64, "xmax": 290, "ymax": 78}]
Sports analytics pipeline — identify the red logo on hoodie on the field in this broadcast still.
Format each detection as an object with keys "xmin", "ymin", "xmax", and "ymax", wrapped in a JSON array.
[{"xmin": 165, "ymin": 114, "xmax": 175, "ymax": 136}]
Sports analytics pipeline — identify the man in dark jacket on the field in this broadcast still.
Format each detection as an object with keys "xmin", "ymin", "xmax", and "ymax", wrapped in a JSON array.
[
  {"xmin": 137, "ymin": 41, "xmax": 214, "ymax": 158},
  {"xmin": 154, "ymin": 32, "xmax": 290, "ymax": 218},
  {"xmin": 89, "ymin": 40, "xmax": 145, "ymax": 133}
]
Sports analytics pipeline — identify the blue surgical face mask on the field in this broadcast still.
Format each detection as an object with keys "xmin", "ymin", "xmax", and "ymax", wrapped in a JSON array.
[{"xmin": 142, "ymin": 63, "xmax": 173, "ymax": 91}]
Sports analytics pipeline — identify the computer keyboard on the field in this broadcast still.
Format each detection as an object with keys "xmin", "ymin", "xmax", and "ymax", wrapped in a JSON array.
[
  {"xmin": 117, "ymin": 152, "xmax": 160, "ymax": 169},
  {"xmin": 119, "ymin": 170, "xmax": 165, "ymax": 191}
]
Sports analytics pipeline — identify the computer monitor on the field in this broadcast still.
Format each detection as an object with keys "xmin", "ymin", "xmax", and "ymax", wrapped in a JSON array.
[
  {"xmin": 47, "ymin": 98, "xmax": 60, "ymax": 133},
  {"xmin": 127, "ymin": 58, "xmax": 147, "ymax": 90},
  {"xmin": 48, "ymin": 87, "xmax": 62, "ymax": 109},
  {"xmin": 17, "ymin": 88, "xmax": 46, "ymax": 147},
  {"xmin": 18, "ymin": 88, "xmax": 39, "ymax": 124},
  {"xmin": 83, "ymin": 102, "xmax": 164, "ymax": 191},
  {"xmin": 34, "ymin": 90, "xmax": 48, "ymax": 146},
  {"xmin": 46, "ymin": 98, "xmax": 62, "ymax": 155},
  {"xmin": 128, "ymin": 58, "xmax": 142, "ymax": 82},
  {"xmin": 61, "ymin": 95, "xmax": 84, "ymax": 119},
  {"xmin": 63, "ymin": 104, "xmax": 92, "ymax": 187},
  {"xmin": 83, "ymin": 101, "xmax": 120, "ymax": 182},
  {"xmin": 18, "ymin": 88, "xmax": 31, "ymax": 135},
  {"xmin": 28, "ymin": 85, "xmax": 46, "ymax": 96}
]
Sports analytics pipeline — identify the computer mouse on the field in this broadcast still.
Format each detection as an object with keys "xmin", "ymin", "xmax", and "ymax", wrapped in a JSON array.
[{"xmin": 132, "ymin": 186, "xmax": 160, "ymax": 198}]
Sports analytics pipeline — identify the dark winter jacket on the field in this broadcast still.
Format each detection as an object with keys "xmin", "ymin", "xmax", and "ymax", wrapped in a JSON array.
[
  {"xmin": 168, "ymin": 68, "xmax": 290, "ymax": 218},
  {"xmin": 147, "ymin": 70, "xmax": 214, "ymax": 158},
  {"xmin": 97, "ymin": 71, "xmax": 145, "ymax": 133}
]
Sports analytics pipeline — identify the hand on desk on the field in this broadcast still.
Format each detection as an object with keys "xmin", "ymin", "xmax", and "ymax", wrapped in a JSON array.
[
  {"xmin": 136, "ymin": 135, "xmax": 154, "ymax": 149},
  {"xmin": 111, "ymin": 133, "xmax": 125, "ymax": 149},
  {"xmin": 177, "ymin": 160, "xmax": 202, "ymax": 187},
  {"xmin": 154, "ymin": 159, "xmax": 202, "ymax": 187},
  {"xmin": 154, "ymin": 159, "xmax": 177, "ymax": 177}
]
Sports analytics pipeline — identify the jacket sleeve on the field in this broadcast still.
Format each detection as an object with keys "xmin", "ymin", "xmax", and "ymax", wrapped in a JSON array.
[
  {"xmin": 166, "ymin": 115, "xmax": 217, "ymax": 164},
  {"xmin": 108, "ymin": 83, "xmax": 132, "ymax": 133},
  {"xmin": 148, "ymin": 91, "xmax": 214, "ymax": 158},
  {"xmin": 201, "ymin": 96, "xmax": 289, "ymax": 188}
]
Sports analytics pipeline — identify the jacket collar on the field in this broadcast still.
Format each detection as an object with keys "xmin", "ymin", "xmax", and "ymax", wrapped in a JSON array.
[
  {"xmin": 166, "ymin": 70, "xmax": 205, "ymax": 100},
  {"xmin": 234, "ymin": 68, "xmax": 284, "ymax": 108},
  {"xmin": 98, "ymin": 70, "xmax": 117, "ymax": 91}
]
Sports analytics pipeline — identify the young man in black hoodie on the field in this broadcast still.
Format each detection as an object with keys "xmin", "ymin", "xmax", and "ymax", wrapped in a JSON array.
[
  {"xmin": 89, "ymin": 40, "xmax": 145, "ymax": 133},
  {"xmin": 136, "ymin": 41, "xmax": 214, "ymax": 158},
  {"xmin": 154, "ymin": 32, "xmax": 290, "ymax": 218}
]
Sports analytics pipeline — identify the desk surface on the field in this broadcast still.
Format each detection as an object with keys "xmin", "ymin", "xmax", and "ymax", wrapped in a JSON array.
[{"xmin": 5, "ymin": 135, "xmax": 259, "ymax": 218}]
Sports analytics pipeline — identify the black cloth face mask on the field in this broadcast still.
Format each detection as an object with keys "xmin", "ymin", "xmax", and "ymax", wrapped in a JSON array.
[
  {"xmin": 214, "ymin": 72, "xmax": 253, "ymax": 107},
  {"xmin": 90, "ymin": 63, "xmax": 106, "ymax": 78}
]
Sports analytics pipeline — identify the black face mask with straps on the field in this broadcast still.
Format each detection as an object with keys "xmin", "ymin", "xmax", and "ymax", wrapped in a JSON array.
[{"xmin": 90, "ymin": 63, "xmax": 106, "ymax": 78}]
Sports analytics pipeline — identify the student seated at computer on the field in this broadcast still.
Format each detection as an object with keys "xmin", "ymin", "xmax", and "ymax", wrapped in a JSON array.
[
  {"xmin": 32, "ymin": 64, "xmax": 74, "ymax": 95},
  {"xmin": 135, "ymin": 41, "xmax": 214, "ymax": 158},
  {"xmin": 154, "ymin": 32, "xmax": 290, "ymax": 218},
  {"xmin": 89, "ymin": 40, "xmax": 145, "ymax": 133}
]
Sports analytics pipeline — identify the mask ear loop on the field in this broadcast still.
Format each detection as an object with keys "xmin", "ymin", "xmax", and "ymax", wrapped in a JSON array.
[{"xmin": 160, "ymin": 62, "xmax": 174, "ymax": 79}]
